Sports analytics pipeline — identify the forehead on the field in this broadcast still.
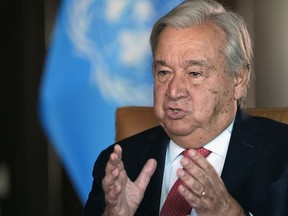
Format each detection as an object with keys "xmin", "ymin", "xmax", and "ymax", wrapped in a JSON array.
[{"xmin": 154, "ymin": 22, "xmax": 227, "ymax": 64}]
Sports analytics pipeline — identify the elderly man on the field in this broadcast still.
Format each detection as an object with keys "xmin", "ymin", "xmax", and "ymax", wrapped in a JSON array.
[{"xmin": 83, "ymin": 0, "xmax": 288, "ymax": 215}]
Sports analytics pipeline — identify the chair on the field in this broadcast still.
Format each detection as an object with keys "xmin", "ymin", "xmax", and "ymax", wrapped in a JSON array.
[{"xmin": 115, "ymin": 106, "xmax": 288, "ymax": 142}]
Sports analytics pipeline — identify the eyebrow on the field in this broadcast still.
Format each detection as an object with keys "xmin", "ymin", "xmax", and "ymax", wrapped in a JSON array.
[
  {"xmin": 153, "ymin": 59, "xmax": 212, "ymax": 69},
  {"xmin": 153, "ymin": 60, "xmax": 167, "ymax": 67},
  {"xmin": 184, "ymin": 59, "xmax": 211, "ymax": 69}
]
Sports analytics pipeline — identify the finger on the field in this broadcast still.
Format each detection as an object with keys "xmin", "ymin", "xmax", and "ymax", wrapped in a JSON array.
[
  {"xmin": 109, "ymin": 144, "xmax": 123, "ymax": 165},
  {"xmin": 134, "ymin": 159, "xmax": 157, "ymax": 191},
  {"xmin": 179, "ymin": 156, "xmax": 209, "ymax": 188},
  {"xmin": 178, "ymin": 149, "xmax": 217, "ymax": 198},
  {"xmin": 177, "ymin": 167, "xmax": 205, "ymax": 197},
  {"xmin": 181, "ymin": 149, "xmax": 219, "ymax": 186},
  {"xmin": 179, "ymin": 150, "xmax": 226, "ymax": 206},
  {"xmin": 178, "ymin": 184, "xmax": 202, "ymax": 208},
  {"xmin": 177, "ymin": 168, "xmax": 209, "ymax": 209},
  {"xmin": 186, "ymin": 149, "xmax": 217, "ymax": 177},
  {"xmin": 105, "ymin": 144, "xmax": 123, "ymax": 173},
  {"xmin": 103, "ymin": 145, "xmax": 125, "ymax": 193}
]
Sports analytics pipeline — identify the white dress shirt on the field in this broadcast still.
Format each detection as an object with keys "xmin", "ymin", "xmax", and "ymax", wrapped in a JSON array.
[{"xmin": 159, "ymin": 122, "xmax": 233, "ymax": 216}]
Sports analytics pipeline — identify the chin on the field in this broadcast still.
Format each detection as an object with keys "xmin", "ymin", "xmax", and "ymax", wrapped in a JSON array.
[{"xmin": 162, "ymin": 122, "xmax": 191, "ymax": 136}]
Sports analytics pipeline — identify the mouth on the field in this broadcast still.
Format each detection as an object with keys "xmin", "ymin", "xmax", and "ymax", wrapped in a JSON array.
[{"xmin": 166, "ymin": 107, "xmax": 188, "ymax": 120}]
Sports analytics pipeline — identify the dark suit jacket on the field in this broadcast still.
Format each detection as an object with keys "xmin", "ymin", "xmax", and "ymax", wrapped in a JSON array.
[{"xmin": 83, "ymin": 109, "xmax": 288, "ymax": 216}]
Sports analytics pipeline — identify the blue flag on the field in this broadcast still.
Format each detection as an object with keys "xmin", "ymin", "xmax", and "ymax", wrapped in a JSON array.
[{"xmin": 39, "ymin": 0, "xmax": 182, "ymax": 204}]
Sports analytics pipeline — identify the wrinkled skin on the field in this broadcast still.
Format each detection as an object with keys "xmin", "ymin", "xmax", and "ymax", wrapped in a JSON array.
[
  {"xmin": 102, "ymin": 22, "xmax": 248, "ymax": 216},
  {"xmin": 153, "ymin": 23, "xmax": 247, "ymax": 216},
  {"xmin": 153, "ymin": 23, "xmax": 247, "ymax": 149},
  {"xmin": 102, "ymin": 144, "xmax": 157, "ymax": 216}
]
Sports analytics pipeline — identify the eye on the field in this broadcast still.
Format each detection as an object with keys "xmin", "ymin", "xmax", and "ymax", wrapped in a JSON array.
[
  {"xmin": 155, "ymin": 70, "xmax": 173, "ymax": 83},
  {"xmin": 158, "ymin": 70, "xmax": 170, "ymax": 76},
  {"xmin": 188, "ymin": 71, "xmax": 202, "ymax": 77}
]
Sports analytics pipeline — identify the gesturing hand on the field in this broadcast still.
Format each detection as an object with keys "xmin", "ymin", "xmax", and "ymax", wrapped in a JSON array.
[
  {"xmin": 177, "ymin": 149, "xmax": 245, "ymax": 216},
  {"xmin": 102, "ymin": 144, "xmax": 157, "ymax": 216}
]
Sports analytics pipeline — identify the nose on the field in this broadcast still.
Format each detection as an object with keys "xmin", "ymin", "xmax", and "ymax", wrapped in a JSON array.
[{"xmin": 167, "ymin": 74, "xmax": 188, "ymax": 100}]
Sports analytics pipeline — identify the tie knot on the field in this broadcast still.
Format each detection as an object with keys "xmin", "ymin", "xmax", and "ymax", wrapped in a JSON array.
[
  {"xmin": 183, "ymin": 147, "xmax": 211, "ymax": 159},
  {"xmin": 160, "ymin": 147, "xmax": 211, "ymax": 216}
]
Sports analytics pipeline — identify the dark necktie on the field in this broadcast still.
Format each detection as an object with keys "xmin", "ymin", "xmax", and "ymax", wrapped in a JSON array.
[{"xmin": 160, "ymin": 148, "xmax": 211, "ymax": 216}]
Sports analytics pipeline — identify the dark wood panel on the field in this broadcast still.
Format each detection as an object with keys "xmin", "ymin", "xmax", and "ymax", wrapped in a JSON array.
[{"xmin": 1, "ymin": 0, "xmax": 82, "ymax": 215}]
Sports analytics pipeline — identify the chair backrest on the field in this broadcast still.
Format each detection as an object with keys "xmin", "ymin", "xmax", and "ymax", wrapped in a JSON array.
[{"xmin": 115, "ymin": 106, "xmax": 288, "ymax": 142}]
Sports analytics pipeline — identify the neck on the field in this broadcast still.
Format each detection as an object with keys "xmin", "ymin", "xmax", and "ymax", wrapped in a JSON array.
[{"xmin": 169, "ymin": 112, "xmax": 235, "ymax": 149}]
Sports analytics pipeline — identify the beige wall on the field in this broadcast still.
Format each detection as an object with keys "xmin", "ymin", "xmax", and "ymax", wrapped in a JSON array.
[
  {"xmin": 235, "ymin": 0, "xmax": 256, "ymax": 108},
  {"xmin": 236, "ymin": 0, "xmax": 288, "ymax": 108},
  {"xmin": 254, "ymin": 0, "xmax": 288, "ymax": 107}
]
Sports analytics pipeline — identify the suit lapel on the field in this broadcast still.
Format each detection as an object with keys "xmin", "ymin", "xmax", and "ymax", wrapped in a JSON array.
[
  {"xmin": 136, "ymin": 109, "xmax": 267, "ymax": 214},
  {"xmin": 221, "ymin": 109, "xmax": 266, "ymax": 196},
  {"xmin": 136, "ymin": 126, "xmax": 169, "ymax": 215}
]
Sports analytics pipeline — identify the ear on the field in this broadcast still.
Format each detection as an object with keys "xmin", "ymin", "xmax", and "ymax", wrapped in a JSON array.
[{"xmin": 234, "ymin": 68, "xmax": 249, "ymax": 100}]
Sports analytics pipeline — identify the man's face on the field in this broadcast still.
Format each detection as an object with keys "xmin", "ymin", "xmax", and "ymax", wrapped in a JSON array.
[{"xmin": 153, "ymin": 23, "xmax": 246, "ymax": 148}]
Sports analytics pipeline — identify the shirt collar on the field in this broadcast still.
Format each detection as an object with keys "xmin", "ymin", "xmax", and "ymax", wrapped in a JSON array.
[
  {"xmin": 204, "ymin": 121, "xmax": 233, "ymax": 158},
  {"xmin": 167, "ymin": 120, "xmax": 234, "ymax": 162},
  {"xmin": 166, "ymin": 140, "xmax": 184, "ymax": 164}
]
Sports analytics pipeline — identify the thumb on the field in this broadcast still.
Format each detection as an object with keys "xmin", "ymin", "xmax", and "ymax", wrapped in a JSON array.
[{"xmin": 135, "ymin": 159, "xmax": 157, "ymax": 191}]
